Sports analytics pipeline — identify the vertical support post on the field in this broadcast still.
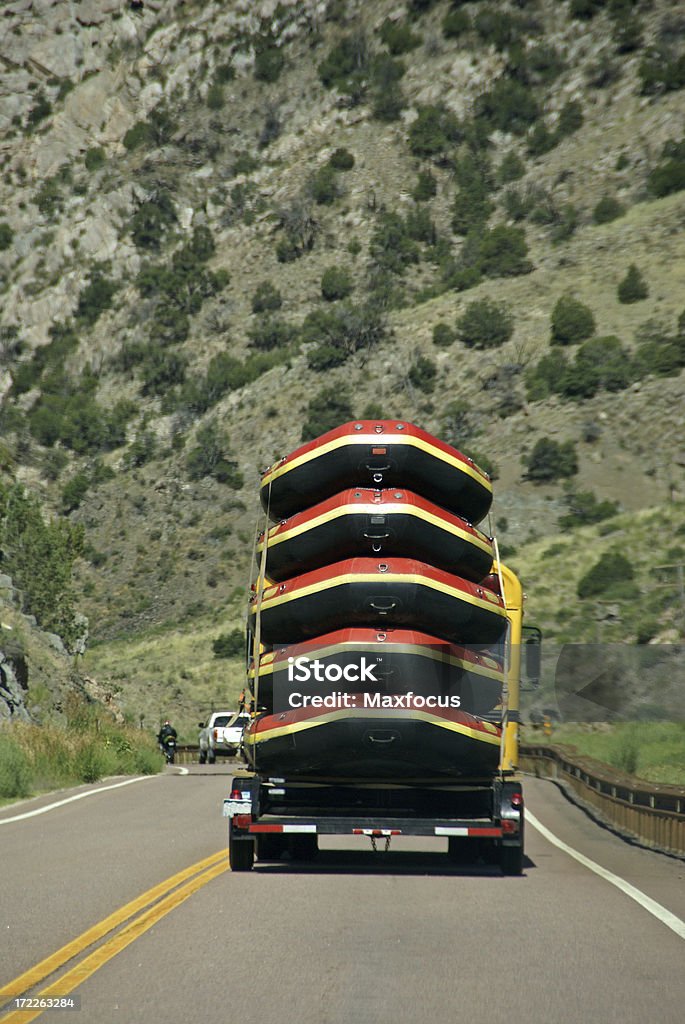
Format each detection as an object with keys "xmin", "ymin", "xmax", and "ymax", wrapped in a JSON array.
[{"xmin": 499, "ymin": 563, "xmax": 523, "ymax": 773}]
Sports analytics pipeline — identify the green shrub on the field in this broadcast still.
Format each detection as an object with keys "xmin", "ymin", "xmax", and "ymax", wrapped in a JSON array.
[
  {"xmin": 0, "ymin": 482, "xmax": 84, "ymax": 644},
  {"xmin": 634, "ymin": 339, "xmax": 682, "ymax": 378},
  {"xmin": 477, "ymin": 224, "xmax": 532, "ymax": 277},
  {"xmin": 140, "ymin": 349, "xmax": 187, "ymax": 395},
  {"xmin": 206, "ymin": 82, "xmax": 224, "ymax": 109},
  {"xmin": 413, "ymin": 170, "xmax": 437, "ymax": 202},
  {"xmin": 639, "ymin": 48, "xmax": 685, "ymax": 96},
  {"xmin": 456, "ymin": 298, "xmax": 514, "ymax": 349},
  {"xmin": 570, "ymin": 0, "xmax": 602, "ymax": 19},
  {"xmin": 559, "ymin": 489, "xmax": 619, "ymax": 529},
  {"xmin": 408, "ymin": 355, "xmax": 437, "ymax": 394},
  {"xmin": 550, "ymin": 203, "xmax": 579, "ymax": 245},
  {"xmin": 369, "ymin": 212, "xmax": 420, "ymax": 275},
  {"xmin": 476, "ymin": 78, "xmax": 540, "ymax": 135},
  {"xmin": 452, "ymin": 153, "xmax": 494, "ymax": 234},
  {"xmin": 523, "ymin": 438, "xmax": 578, "ymax": 482},
  {"xmin": 248, "ymin": 316, "xmax": 295, "ymax": 351},
  {"xmin": 474, "ymin": 7, "xmax": 529, "ymax": 52},
  {"xmin": 308, "ymin": 344, "xmax": 348, "ymax": 371},
  {"xmin": 551, "ymin": 296, "xmax": 596, "ymax": 345},
  {"xmin": 215, "ymin": 62, "xmax": 235, "ymax": 84},
  {"xmin": 525, "ymin": 43, "xmax": 566, "ymax": 85},
  {"xmin": 123, "ymin": 120, "xmax": 151, "ymax": 151},
  {"xmin": 321, "ymin": 265, "xmax": 353, "ymax": 301},
  {"xmin": 577, "ymin": 551, "xmax": 634, "ymax": 600},
  {"xmin": 0, "ymin": 223, "xmax": 14, "ymax": 250},
  {"xmin": 646, "ymin": 141, "xmax": 685, "ymax": 198},
  {"xmin": 618, "ymin": 264, "xmax": 648, "ymax": 304},
  {"xmin": 301, "ymin": 387, "xmax": 354, "ymax": 442},
  {"xmin": 442, "ymin": 9, "xmax": 471, "ymax": 38},
  {"xmin": 502, "ymin": 184, "xmax": 535, "ymax": 221},
  {"xmin": 186, "ymin": 421, "xmax": 243, "ymax": 486},
  {"xmin": 254, "ymin": 40, "xmax": 285, "ymax": 83},
  {"xmin": 563, "ymin": 335, "xmax": 634, "ymax": 398},
  {"xmin": 379, "ymin": 17, "xmax": 421, "ymax": 55},
  {"xmin": 613, "ymin": 14, "xmax": 643, "ymax": 54},
  {"xmin": 318, "ymin": 31, "xmax": 370, "ymax": 102},
  {"xmin": 526, "ymin": 122, "xmax": 557, "ymax": 157},
  {"xmin": 75, "ymin": 270, "xmax": 118, "ymax": 326},
  {"xmin": 212, "ymin": 629, "xmax": 244, "ymax": 658},
  {"xmin": 310, "ymin": 164, "xmax": 339, "ymax": 205},
  {"xmin": 123, "ymin": 431, "xmax": 157, "ymax": 469},
  {"xmin": 329, "ymin": 147, "xmax": 355, "ymax": 171},
  {"xmin": 61, "ymin": 472, "xmax": 91, "ymax": 513},
  {"xmin": 84, "ymin": 146, "xmax": 106, "ymax": 171},
  {"xmin": 301, "ymin": 303, "xmax": 385, "ymax": 361},
  {"xmin": 26, "ymin": 92, "xmax": 52, "ymax": 129},
  {"xmin": 129, "ymin": 191, "xmax": 177, "ymax": 250},
  {"xmin": 497, "ymin": 151, "xmax": 526, "ymax": 185},
  {"xmin": 556, "ymin": 99, "xmax": 584, "ymax": 140},
  {"xmin": 370, "ymin": 53, "xmax": 406, "ymax": 122},
  {"xmin": 0, "ymin": 733, "xmax": 32, "ymax": 799},
  {"xmin": 433, "ymin": 322, "xmax": 455, "ymax": 347},
  {"xmin": 593, "ymin": 195, "xmax": 625, "ymax": 224},
  {"xmin": 251, "ymin": 280, "xmax": 283, "ymax": 314},
  {"xmin": 408, "ymin": 104, "xmax": 460, "ymax": 159}
]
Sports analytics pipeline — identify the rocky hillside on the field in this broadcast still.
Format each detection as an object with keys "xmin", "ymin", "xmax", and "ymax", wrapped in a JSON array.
[{"xmin": 1, "ymin": 0, "xmax": 684, "ymax": 726}]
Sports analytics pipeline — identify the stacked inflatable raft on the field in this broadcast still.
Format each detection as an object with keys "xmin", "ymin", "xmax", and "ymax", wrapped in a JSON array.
[{"xmin": 243, "ymin": 420, "xmax": 508, "ymax": 779}]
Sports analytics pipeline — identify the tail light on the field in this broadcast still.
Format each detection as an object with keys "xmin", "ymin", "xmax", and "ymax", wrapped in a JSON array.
[{"xmin": 511, "ymin": 792, "xmax": 523, "ymax": 809}]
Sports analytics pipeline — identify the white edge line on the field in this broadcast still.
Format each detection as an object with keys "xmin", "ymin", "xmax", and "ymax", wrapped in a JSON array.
[
  {"xmin": 0, "ymin": 775, "xmax": 155, "ymax": 825},
  {"xmin": 526, "ymin": 809, "xmax": 685, "ymax": 940}
]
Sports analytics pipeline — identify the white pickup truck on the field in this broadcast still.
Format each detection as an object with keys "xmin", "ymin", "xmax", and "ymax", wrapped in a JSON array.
[{"xmin": 198, "ymin": 711, "xmax": 250, "ymax": 764}]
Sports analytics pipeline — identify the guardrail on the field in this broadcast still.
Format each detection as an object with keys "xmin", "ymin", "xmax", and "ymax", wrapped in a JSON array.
[{"xmin": 521, "ymin": 743, "xmax": 685, "ymax": 857}]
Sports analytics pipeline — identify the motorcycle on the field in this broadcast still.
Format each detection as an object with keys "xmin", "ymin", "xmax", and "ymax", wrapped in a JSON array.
[{"xmin": 160, "ymin": 735, "xmax": 177, "ymax": 765}]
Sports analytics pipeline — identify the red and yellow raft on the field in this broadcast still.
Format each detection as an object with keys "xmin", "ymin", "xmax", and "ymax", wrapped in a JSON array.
[{"xmin": 259, "ymin": 420, "xmax": 493, "ymax": 525}]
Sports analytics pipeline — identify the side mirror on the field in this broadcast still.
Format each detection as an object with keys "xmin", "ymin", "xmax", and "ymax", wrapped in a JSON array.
[
  {"xmin": 522, "ymin": 625, "xmax": 542, "ymax": 688},
  {"xmin": 198, "ymin": 722, "xmax": 205, "ymax": 728}
]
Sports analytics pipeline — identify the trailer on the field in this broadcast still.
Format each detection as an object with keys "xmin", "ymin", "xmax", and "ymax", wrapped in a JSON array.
[{"xmin": 224, "ymin": 565, "xmax": 540, "ymax": 875}]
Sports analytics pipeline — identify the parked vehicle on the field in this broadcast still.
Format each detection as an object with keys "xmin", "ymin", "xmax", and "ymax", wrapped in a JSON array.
[{"xmin": 199, "ymin": 711, "xmax": 250, "ymax": 763}]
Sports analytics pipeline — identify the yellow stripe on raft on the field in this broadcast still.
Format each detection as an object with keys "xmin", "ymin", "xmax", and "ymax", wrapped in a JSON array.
[
  {"xmin": 262, "ymin": 433, "xmax": 492, "ymax": 492},
  {"xmin": 258, "ymin": 502, "xmax": 493, "ymax": 556},
  {"xmin": 254, "ymin": 572, "xmax": 506, "ymax": 617},
  {"xmin": 243, "ymin": 707, "xmax": 502, "ymax": 746}
]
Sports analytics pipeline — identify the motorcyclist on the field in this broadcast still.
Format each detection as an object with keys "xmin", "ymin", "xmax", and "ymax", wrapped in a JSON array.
[{"xmin": 157, "ymin": 720, "xmax": 178, "ymax": 760}]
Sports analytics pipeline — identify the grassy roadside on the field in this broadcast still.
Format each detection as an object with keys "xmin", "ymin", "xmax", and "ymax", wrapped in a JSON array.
[
  {"xmin": 523, "ymin": 722, "xmax": 685, "ymax": 786},
  {"xmin": 0, "ymin": 698, "xmax": 162, "ymax": 803}
]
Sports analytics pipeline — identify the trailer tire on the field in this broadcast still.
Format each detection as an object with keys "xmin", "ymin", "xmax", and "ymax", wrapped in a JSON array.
[
  {"xmin": 500, "ymin": 843, "xmax": 523, "ymax": 876},
  {"xmin": 229, "ymin": 826, "xmax": 254, "ymax": 872}
]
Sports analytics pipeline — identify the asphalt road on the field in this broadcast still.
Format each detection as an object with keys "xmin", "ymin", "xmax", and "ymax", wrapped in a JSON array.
[{"xmin": 1, "ymin": 766, "xmax": 683, "ymax": 1024}]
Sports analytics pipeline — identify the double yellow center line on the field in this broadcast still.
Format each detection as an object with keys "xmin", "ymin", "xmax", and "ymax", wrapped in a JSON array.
[{"xmin": 0, "ymin": 850, "xmax": 228, "ymax": 1022}]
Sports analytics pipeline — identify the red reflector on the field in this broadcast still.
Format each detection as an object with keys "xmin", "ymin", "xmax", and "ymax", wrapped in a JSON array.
[
  {"xmin": 234, "ymin": 814, "xmax": 252, "ymax": 829},
  {"xmin": 230, "ymin": 789, "xmax": 242, "ymax": 799},
  {"xmin": 372, "ymin": 447, "xmax": 387, "ymax": 455},
  {"xmin": 511, "ymin": 792, "xmax": 523, "ymax": 808},
  {"xmin": 502, "ymin": 820, "xmax": 518, "ymax": 834}
]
